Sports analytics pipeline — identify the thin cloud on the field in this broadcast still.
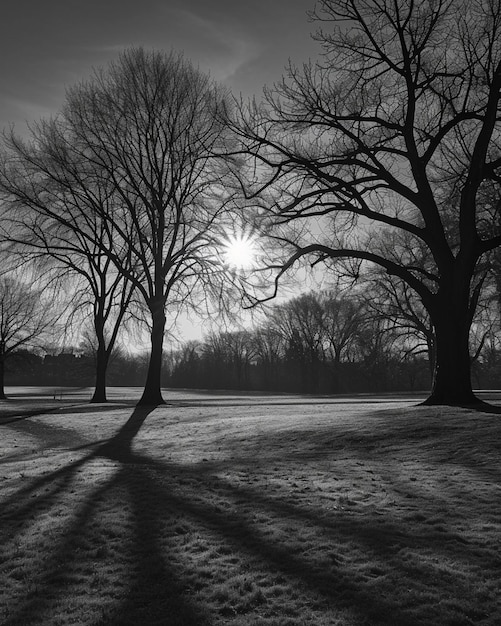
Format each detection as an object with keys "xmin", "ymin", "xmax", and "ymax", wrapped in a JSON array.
[{"xmin": 0, "ymin": 0, "xmax": 317, "ymax": 130}]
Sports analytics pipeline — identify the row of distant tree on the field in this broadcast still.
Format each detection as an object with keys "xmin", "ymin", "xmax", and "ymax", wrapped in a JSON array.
[
  {"xmin": 5, "ymin": 351, "xmax": 148, "ymax": 389},
  {"xmin": 5, "ymin": 286, "xmax": 501, "ymax": 395},
  {"xmin": 166, "ymin": 285, "xmax": 501, "ymax": 393},
  {"xmin": 167, "ymin": 294, "xmax": 433, "ymax": 394}
]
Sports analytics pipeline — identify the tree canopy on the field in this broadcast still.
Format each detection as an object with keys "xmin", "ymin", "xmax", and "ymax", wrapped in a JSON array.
[
  {"xmin": 0, "ymin": 48, "xmax": 241, "ymax": 405},
  {"xmin": 232, "ymin": 0, "xmax": 501, "ymax": 405}
]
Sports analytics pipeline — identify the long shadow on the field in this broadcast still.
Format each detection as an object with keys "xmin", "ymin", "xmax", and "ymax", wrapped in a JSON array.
[
  {"xmin": 1, "ymin": 406, "xmax": 209, "ymax": 626},
  {"xmin": 224, "ymin": 402, "xmax": 501, "ymax": 484},
  {"xmin": 96, "ymin": 405, "xmax": 156, "ymax": 461},
  {"xmin": 3, "ymin": 415, "xmax": 91, "ymax": 449},
  {"xmin": 0, "ymin": 406, "xmax": 156, "ymax": 532},
  {"xmin": 0, "ymin": 405, "xmax": 67, "ymax": 425},
  {"xmin": 2, "ymin": 474, "xmax": 122, "ymax": 626},
  {"xmin": 51, "ymin": 402, "xmax": 138, "ymax": 415},
  {"xmin": 1, "ymin": 403, "xmax": 500, "ymax": 625}
]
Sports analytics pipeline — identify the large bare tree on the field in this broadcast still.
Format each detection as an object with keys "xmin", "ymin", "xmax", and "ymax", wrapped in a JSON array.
[
  {"xmin": 233, "ymin": 0, "xmax": 501, "ymax": 405},
  {"xmin": 63, "ymin": 48, "xmax": 237, "ymax": 405}
]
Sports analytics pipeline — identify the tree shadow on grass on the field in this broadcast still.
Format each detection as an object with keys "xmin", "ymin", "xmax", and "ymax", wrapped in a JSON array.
[
  {"xmin": 1, "ymin": 404, "xmax": 500, "ymax": 625},
  {"xmin": 0, "ymin": 406, "xmax": 207, "ymax": 626}
]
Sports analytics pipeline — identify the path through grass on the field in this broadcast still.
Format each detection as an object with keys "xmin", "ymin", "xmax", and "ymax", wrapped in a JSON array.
[{"xmin": 0, "ymin": 389, "xmax": 500, "ymax": 625}]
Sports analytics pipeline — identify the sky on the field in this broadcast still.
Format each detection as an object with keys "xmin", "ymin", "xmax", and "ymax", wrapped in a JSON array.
[
  {"xmin": 0, "ymin": 0, "xmax": 322, "ymax": 344},
  {"xmin": 0, "ymin": 0, "xmax": 320, "ymax": 135}
]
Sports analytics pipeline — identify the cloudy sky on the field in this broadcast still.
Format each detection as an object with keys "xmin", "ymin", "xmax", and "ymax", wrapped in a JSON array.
[
  {"xmin": 0, "ymin": 0, "xmax": 319, "ymax": 135},
  {"xmin": 0, "ymin": 0, "xmax": 322, "ymax": 342}
]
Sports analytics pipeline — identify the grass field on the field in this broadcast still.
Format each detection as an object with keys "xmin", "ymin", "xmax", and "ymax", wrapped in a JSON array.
[{"xmin": 0, "ymin": 387, "xmax": 500, "ymax": 625}]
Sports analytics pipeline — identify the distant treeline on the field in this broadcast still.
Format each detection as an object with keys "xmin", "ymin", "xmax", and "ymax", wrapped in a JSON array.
[
  {"xmin": 8, "ymin": 291, "xmax": 501, "ymax": 394},
  {"xmin": 5, "ymin": 352, "xmax": 149, "ymax": 389},
  {"xmin": 5, "ymin": 344, "xmax": 432, "ymax": 393},
  {"xmin": 167, "ymin": 341, "xmax": 431, "ymax": 394}
]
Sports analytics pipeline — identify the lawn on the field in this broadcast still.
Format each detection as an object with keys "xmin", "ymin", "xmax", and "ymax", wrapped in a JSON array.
[{"xmin": 0, "ymin": 387, "xmax": 500, "ymax": 625}]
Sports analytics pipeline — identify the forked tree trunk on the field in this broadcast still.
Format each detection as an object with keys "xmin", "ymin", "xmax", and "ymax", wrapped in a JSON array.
[
  {"xmin": 138, "ymin": 302, "xmax": 166, "ymax": 406},
  {"xmin": 424, "ymin": 290, "xmax": 478, "ymax": 406}
]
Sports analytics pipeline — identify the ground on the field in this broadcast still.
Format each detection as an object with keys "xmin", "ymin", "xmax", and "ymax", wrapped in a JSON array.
[{"xmin": 0, "ymin": 387, "xmax": 500, "ymax": 625}]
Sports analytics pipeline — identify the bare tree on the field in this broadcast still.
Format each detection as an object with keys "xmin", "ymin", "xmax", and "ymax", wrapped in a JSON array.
[
  {"xmin": 234, "ymin": 0, "xmax": 501, "ymax": 405},
  {"xmin": 0, "ymin": 276, "xmax": 54, "ymax": 399},
  {"xmin": 355, "ymin": 312, "xmax": 401, "ymax": 391},
  {"xmin": 269, "ymin": 293, "xmax": 326, "ymax": 392},
  {"xmin": 318, "ymin": 291, "xmax": 366, "ymax": 391},
  {"xmin": 1, "ymin": 48, "xmax": 240, "ymax": 406},
  {"xmin": 362, "ymin": 272, "xmax": 435, "ymax": 372},
  {"xmin": 223, "ymin": 330, "xmax": 256, "ymax": 388},
  {"xmin": 61, "ymin": 48, "xmax": 238, "ymax": 405},
  {"xmin": 320, "ymin": 291, "xmax": 365, "ymax": 365},
  {"xmin": 251, "ymin": 324, "xmax": 285, "ymax": 390},
  {"xmin": 167, "ymin": 340, "xmax": 202, "ymax": 387},
  {"xmin": 0, "ymin": 136, "xmax": 137, "ymax": 403}
]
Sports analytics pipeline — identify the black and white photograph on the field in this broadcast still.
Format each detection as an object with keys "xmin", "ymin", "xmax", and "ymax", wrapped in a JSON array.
[{"xmin": 0, "ymin": 1, "xmax": 500, "ymax": 624}]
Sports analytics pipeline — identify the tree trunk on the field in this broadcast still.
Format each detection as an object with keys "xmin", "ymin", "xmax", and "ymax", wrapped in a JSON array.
[
  {"xmin": 138, "ymin": 301, "xmax": 166, "ymax": 406},
  {"xmin": 90, "ymin": 344, "xmax": 110, "ymax": 403},
  {"xmin": 424, "ymin": 291, "xmax": 478, "ymax": 406}
]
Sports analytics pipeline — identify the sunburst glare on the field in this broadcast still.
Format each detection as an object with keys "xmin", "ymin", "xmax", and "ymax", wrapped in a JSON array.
[{"xmin": 223, "ymin": 232, "xmax": 257, "ymax": 270}]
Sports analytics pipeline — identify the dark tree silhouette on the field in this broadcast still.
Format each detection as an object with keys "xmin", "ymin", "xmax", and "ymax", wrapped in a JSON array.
[
  {"xmin": 62, "ymin": 48, "xmax": 237, "ymax": 406},
  {"xmin": 360, "ymin": 261, "xmax": 436, "ymax": 375},
  {"xmin": 1, "ymin": 48, "xmax": 241, "ymax": 406},
  {"xmin": 318, "ymin": 291, "xmax": 365, "ymax": 366},
  {"xmin": 165, "ymin": 288, "xmax": 432, "ymax": 394},
  {"xmin": 0, "ymin": 132, "xmax": 137, "ymax": 403},
  {"xmin": 0, "ymin": 277, "xmax": 54, "ymax": 399},
  {"xmin": 251, "ymin": 325, "xmax": 284, "ymax": 391},
  {"xmin": 233, "ymin": 0, "xmax": 501, "ymax": 405},
  {"xmin": 269, "ymin": 293, "xmax": 326, "ymax": 393}
]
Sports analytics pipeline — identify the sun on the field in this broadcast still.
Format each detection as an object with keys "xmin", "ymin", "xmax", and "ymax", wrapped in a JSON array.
[{"xmin": 223, "ymin": 233, "xmax": 257, "ymax": 270}]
